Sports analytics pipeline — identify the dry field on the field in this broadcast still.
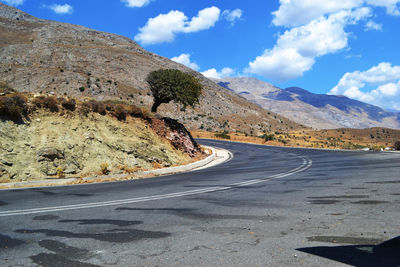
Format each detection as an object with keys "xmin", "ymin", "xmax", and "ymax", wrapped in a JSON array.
[{"xmin": 192, "ymin": 127, "xmax": 400, "ymax": 150}]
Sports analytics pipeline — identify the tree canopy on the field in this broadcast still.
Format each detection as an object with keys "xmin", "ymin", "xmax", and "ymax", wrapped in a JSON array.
[{"xmin": 146, "ymin": 69, "xmax": 203, "ymax": 113}]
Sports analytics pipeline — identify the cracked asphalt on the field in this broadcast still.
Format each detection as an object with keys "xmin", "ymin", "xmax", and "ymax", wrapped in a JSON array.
[{"xmin": 0, "ymin": 139, "xmax": 400, "ymax": 266}]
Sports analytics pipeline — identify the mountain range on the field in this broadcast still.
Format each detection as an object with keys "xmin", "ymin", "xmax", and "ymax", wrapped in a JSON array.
[
  {"xmin": 0, "ymin": 3, "xmax": 303, "ymax": 134},
  {"xmin": 214, "ymin": 77, "xmax": 400, "ymax": 129}
]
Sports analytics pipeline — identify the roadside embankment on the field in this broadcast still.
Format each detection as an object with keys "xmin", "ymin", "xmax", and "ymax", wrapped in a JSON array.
[{"xmin": 0, "ymin": 146, "xmax": 231, "ymax": 189}]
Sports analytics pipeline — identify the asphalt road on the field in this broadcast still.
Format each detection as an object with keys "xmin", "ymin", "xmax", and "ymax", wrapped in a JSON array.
[{"xmin": 1, "ymin": 139, "xmax": 400, "ymax": 266}]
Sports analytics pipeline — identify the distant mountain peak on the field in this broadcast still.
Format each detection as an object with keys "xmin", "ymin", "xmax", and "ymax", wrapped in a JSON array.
[
  {"xmin": 285, "ymin": 87, "xmax": 312, "ymax": 95},
  {"xmin": 214, "ymin": 76, "xmax": 400, "ymax": 129}
]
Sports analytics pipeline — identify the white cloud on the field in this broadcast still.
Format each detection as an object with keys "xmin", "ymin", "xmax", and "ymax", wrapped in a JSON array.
[
  {"xmin": 365, "ymin": 20, "xmax": 383, "ymax": 30},
  {"xmin": 171, "ymin": 53, "xmax": 200, "ymax": 71},
  {"xmin": 272, "ymin": 0, "xmax": 363, "ymax": 27},
  {"xmin": 46, "ymin": 4, "xmax": 73, "ymax": 15},
  {"xmin": 201, "ymin": 68, "xmax": 235, "ymax": 79},
  {"xmin": 183, "ymin": 6, "xmax": 220, "ymax": 32},
  {"xmin": 135, "ymin": 7, "xmax": 220, "ymax": 45},
  {"xmin": 246, "ymin": 0, "xmax": 400, "ymax": 83},
  {"xmin": 329, "ymin": 63, "xmax": 400, "ymax": 111},
  {"xmin": 247, "ymin": 8, "xmax": 371, "ymax": 82},
  {"xmin": 247, "ymin": 48, "xmax": 314, "ymax": 82},
  {"xmin": 366, "ymin": 0, "xmax": 400, "ymax": 15},
  {"xmin": 272, "ymin": 0, "xmax": 400, "ymax": 27},
  {"xmin": 222, "ymin": 9, "xmax": 242, "ymax": 25},
  {"xmin": 1, "ymin": 0, "xmax": 24, "ymax": 6},
  {"xmin": 121, "ymin": 0, "xmax": 150, "ymax": 8}
]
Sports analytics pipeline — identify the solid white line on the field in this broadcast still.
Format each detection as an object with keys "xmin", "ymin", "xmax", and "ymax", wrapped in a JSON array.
[{"xmin": 0, "ymin": 156, "xmax": 312, "ymax": 217}]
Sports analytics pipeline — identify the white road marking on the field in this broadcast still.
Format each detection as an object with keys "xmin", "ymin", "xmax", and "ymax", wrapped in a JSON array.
[{"xmin": 0, "ymin": 156, "xmax": 312, "ymax": 217}]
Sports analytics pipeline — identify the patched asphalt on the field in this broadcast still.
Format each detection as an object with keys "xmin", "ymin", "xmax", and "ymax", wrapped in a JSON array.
[{"xmin": 0, "ymin": 140, "xmax": 399, "ymax": 266}]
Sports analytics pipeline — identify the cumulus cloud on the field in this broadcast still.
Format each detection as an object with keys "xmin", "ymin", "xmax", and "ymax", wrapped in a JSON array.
[
  {"xmin": 135, "ymin": 7, "xmax": 220, "ymax": 45},
  {"xmin": 121, "ymin": 0, "xmax": 151, "ymax": 8},
  {"xmin": 247, "ymin": 8, "xmax": 371, "ymax": 82},
  {"xmin": 272, "ymin": 0, "xmax": 399, "ymax": 27},
  {"xmin": 1, "ymin": 0, "xmax": 24, "ymax": 6},
  {"xmin": 366, "ymin": 0, "xmax": 400, "ymax": 15},
  {"xmin": 222, "ymin": 9, "xmax": 242, "ymax": 25},
  {"xmin": 171, "ymin": 53, "xmax": 200, "ymax": 71},
  {"xmin": 365, "ymin": 20, "xmax": 383, "ymax": 30},
  {"xmin": 272, "ymin": 0, "xmax": 363, "ymax": 27},
  {"xmin": 249, "ymin": 0, "xmax": 400, "ymax": 82},
  {"xmin": 329, "ymin": 62, "xmax": 400, "ymax": 110},
  {"xmin": 46, "ymin": 4, "xmax": 74, "ymax": 14},
  {"xmin": 201, "ymin": 68, "xmax": 235, "ymax": 79}
]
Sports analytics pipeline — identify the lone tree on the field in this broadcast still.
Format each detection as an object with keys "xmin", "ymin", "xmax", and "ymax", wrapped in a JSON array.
[{"xmin": 146, "ymin": 69, "xmax": 202, "ymax": 113}]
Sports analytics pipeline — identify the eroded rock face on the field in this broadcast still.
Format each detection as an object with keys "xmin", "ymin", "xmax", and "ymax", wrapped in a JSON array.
[
  {"xmin": 0, "ymin": 112, "xmax": 192, "ymax": 181},
  {"xmin": 151, "ymin": 117, "xmax": 201, "ymax": 157},
  {"xmin": 36, "ymin": 148, "xmax": 64, "ymax": 162}
]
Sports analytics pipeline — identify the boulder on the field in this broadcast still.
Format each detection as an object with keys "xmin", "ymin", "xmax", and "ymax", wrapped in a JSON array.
[
  {"xmin": 0, "ymin": 159, "xmax": 13, "ymax": 166},
  {"xmin": 37, "ymin": 148, "xmax": 64, "ymax": 162}
]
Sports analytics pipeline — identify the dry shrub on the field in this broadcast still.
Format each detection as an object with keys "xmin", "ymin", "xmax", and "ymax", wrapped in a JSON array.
[
  {"xmin": 0, "ymin": 93, "xmax": 28, "ymax": 121},
  {"xmin": 100, "ymin": 163, "xmax": 109, "ymax": 175},
  {"xmin": 90, "ymin": 100, "xmax": 106, "ymax": 115},
  {"xmin": 32, "ymin": 96, "xmax": 59, "ymax": 112},
  {"xmin": 79, "ymin": 100, "xmax": 107, "ymax": 116},
  {"xmin": 121, "ymin": 166, "xmax": 142, "ymax": 174},
  {"xmin": 152, "ymin": 162, "xmax": 163, "ymax": 169},
  {"xmin": 126, "ymin": 105, "xmax": 150, "ymax": 119},
  {"xmin": 113, "ymin": 104, "xmax": 127, "ymax": 121},
  {"xmin": 32, "ymin": 96, "xmax": 45, "ymax": 108},
  {"xmin": 126, "ymin": 105, "xmax": 143, "ymax": 118},
  {"xmin": 79, "ymin": 102, "xmax": 92, "ymax": 116},
  {"xmin": 60, "ymin": 98, "xmax": 76, "ymax": 111},
  {"xmin": 105, "ymin": 104, "xmax": 114, "ymax": 112},
  {"xmin": 56, "ymin": 167, "xmax": 65, "ymax": 178}
]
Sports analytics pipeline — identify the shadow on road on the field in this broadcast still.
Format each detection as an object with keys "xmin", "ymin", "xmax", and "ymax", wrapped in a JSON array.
[{"xmin": 297, "ymin": 236, "xmax": 400, "ymax": 267}]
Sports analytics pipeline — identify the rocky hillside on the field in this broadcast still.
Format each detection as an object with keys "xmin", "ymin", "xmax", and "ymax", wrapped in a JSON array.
[
  {"xmin": 0, "ymin": 3, "xmax": 303, "ymax": 134},
  {"xmin": 0, "ymin": 88, "xmax": 204, "ymax": 182},
  {"xmin": 214, "ymin": 77, "xmax": 400, "ymax": 130}
]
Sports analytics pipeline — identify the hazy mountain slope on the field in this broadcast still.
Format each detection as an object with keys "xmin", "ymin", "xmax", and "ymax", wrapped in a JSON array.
[
  {"xmin": 0, "ymin": 3, "xmax": 304, "ymax": 133},
  {"xmin": 214, "ymin": 77, "xmax": 400, "ymax": 129}
]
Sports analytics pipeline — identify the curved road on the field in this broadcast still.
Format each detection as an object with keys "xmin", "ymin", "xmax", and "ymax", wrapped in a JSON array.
[{"xmin": 0, "ymin": 140, "xmax": 399, "ymax": 266}]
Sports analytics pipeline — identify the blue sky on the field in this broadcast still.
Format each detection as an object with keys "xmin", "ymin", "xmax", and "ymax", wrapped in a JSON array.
[{"xmin": 2, "ymin": 0, "xmax": 400, "ymax": 111}]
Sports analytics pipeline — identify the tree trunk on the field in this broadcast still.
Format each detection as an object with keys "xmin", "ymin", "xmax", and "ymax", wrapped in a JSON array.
[{"xmin": 151, "ymin": 100, "xmax": 161, "ymax": 113}]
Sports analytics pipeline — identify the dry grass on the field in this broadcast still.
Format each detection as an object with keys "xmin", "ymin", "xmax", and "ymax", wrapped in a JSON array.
[{"xmin": 192, "ymin": 128, "xmax": 400, "ymax": 150}]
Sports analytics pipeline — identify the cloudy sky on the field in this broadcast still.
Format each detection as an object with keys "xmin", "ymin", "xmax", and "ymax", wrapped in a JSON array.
[{"xmin": 2, "ymin": 0, "xmax": 400, "ymax": 111}]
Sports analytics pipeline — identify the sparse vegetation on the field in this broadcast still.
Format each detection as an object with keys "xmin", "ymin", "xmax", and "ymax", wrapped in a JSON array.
[
  {"xmin": 0, "ymin": 93, "xmax": 28, "ymax": 122},
  {"xmin": 259, "ymin": 134, "xmax": 275, "ymax": 142},
  {"xmin": 32, "ymin": 96, "xmax": 59, "ymax": 112},
  {"xmin": 56, "ymin": 167, "xmax": 65, "ymax": 178},
  {"xmin": 215, "ymin": 131, "xmax": 231, "ymax": 140},
  {"xmin": 100, "ymin": 163, "xmax": 110, "ymax": 175},
  {"xmin": 113, "ymin": 104, "xmax": 127, "ymax": 121},
  {"xmin": 193, "ymin": 127, "xmax": 400, "ymax": 150},
  {"xmin": 60, "ymin": 98, "xmax": 76, "ymax": 111},
  {"xmin": 146, "ymin": 69, "xmax": 202, "ymax": 112}
]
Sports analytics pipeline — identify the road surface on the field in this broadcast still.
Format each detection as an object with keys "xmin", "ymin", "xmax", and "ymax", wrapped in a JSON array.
[{"xmin": 0, "ymin": 140, "xmax": 399, "ymax": 266}]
